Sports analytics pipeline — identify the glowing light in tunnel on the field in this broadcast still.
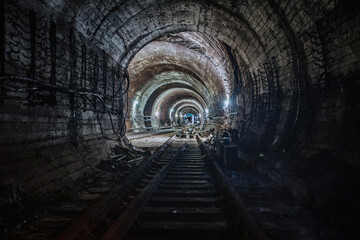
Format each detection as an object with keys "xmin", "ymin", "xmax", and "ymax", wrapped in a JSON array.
[
  {"xmin": 224, "ymin": 100, "xmax": 230, "ymax": 107},
  {"xmin": 205, "ymin": 108, "xmax": 209, "ymax": 114},
  {"xmin": 155, "ymin": 111, "xmax": 159, "ymax": 117}
]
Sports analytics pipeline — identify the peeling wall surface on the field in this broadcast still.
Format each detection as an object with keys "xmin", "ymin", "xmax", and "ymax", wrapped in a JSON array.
[{"xmin": 0, "ymin": 0, "xmax": 360, "ymax": 238}]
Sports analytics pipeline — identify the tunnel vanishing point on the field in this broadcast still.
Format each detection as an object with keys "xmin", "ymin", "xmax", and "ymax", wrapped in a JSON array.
[{"xmin": 0, "ymin": 0, "xmax": 360, "ymax": 239}]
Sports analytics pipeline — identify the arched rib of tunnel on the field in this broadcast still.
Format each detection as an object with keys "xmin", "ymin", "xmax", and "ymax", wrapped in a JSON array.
[
  {"xmin": 126, "ymin": 34, "xmax": 231, "ymax": 131},
  {"xmin": 1, "ymin": 0, "xmax": 360, "ymax": 239}
]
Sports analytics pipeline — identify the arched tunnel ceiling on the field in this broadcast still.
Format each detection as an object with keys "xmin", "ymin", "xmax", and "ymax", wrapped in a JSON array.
[
  {"xmin": 128, "ymin": 37, "xmax": 231, "ymax": 98},
  {"xmin": 150, "ymin": 88, "xmax": 206, "ymax": 119},
  {"xmin": 180, "ymin": 108, "xmax": 199, "ymax": 116},
  {"xmin": 46, "ymin": 0, "xmax": 335, "ymax": 86},
  {"xmin": 127, "ymin": 31, "xmax": 232, "ymax": 128},
  {"xmin": 43, "ymin": 0, "xmax": 349, "ymax": 150},
  {"xmin": 142, "ymin": 84, "xmax": 204, "ymax": 115},
  {"xmin": 139, "ymin": 33, "xmax": 232, "ymax": 95},
  {"xmin": 89, "ymin": 0, "xmax": 311, "ymax": 131},
  {"xmin": 172, "ymin": 100, "xmax": 204, "ymax": 116},
  {"xmin": 130, "ymin": 72, "xmax": 211, "ymax": 125},
  {"xmin": 130, "ymin": 71, "xmax": 210, "ymax": 107}
]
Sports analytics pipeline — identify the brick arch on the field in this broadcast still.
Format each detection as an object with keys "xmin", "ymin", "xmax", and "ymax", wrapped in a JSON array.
[{"xmin": 48, "ymin": 0, "xmax": 331, "ymax": 153}]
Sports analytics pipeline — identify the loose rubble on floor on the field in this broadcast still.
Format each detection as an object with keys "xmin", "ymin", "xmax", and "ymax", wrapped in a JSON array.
[{"xmin": 0, "ymin": 142, "xmax": 150, "ymax": 237}]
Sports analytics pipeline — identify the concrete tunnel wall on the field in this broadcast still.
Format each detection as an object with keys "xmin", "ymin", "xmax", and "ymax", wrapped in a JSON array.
[{"xmin": 0, "ymin": 0, "xmax": 360, "ymax": 236}]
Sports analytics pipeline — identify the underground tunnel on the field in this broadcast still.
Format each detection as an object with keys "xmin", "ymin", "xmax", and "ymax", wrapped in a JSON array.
[{"xmin": 0, "ymin": 0, "xmax": 360, "ymax": 239}]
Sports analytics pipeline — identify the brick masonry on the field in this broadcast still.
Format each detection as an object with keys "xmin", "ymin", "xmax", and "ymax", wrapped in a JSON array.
[{"xmin": 0, "ymin": 2, "xmax": 359, "ymax": 235}]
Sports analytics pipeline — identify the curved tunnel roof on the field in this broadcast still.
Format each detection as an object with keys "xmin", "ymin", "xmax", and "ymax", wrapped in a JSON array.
[{"xmin": 43, "ymin": 0, "xmax": 344, "ymax": 151}]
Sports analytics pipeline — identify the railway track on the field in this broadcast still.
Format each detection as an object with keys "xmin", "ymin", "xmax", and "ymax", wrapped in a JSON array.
[
  {"xmin": 8, "ymin": 135, "xmax": 266, "ymax": 240},
  {"xmin": 123, "ymin": 137, "xmax": 238, "ymax": 240}
]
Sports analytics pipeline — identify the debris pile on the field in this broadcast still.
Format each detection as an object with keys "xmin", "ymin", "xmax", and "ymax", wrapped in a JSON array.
[
  {"xmin": 98, "ymin": 144, "xmax": 150, "ymax": 175},
  {"xmin": 0, "ymin": 144, "xmax": 150, "ymax": 237}
]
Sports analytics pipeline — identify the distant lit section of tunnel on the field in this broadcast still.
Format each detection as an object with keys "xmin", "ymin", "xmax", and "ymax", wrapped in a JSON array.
[{"xmin": 126, "ymin": 32, "xmax": 233, "ymax": 133}]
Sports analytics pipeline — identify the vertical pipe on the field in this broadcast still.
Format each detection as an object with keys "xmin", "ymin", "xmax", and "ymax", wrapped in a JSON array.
[
  {"xmin": 49, "ymin": 21, "xmax": 57, "ymax": 105},
  {"xmin": 50, "ymin": 21, "xmax": 56, "ymax": 85},
  {"xmin": 0, "ymin": 1, "xmax": 5, "ymax": 75},
  {"xmin": 29, "ymin": 11, "xmax": 36, "ymax": 103},
  {"xmin": 69, "ymin": 28, "xmax": 75, "ymax": 87},
  {"xmin": 103, "ymin": 53, "xmax": 107, "ymax": 112},
  {"xmin": 30, "ymin": 11, "xmax": 36, "ymax": 79},
  {"xmin": 81, "ymin": 45, "xmax": 86, "ymax": 89},
  {"xmin": 93, "ymin": 54, "xmax": 98, "ymax": 110},
  {"xmin": 112, "ymin": 67, "xmax": 115, "ymax": 112},
  {"xmin": 0, "ymin": 1, "xmax": 5, "ymax": 104},
  {"xmin": 81, "ymin": 45, "xmax": 87, "ymax": 109},
  {"xmin": 69, "ymin": 27, "xmax": 78, "ymax": 145},
  {"xmin": 103, "ymin": 53, "xmax": 107, "ymax": 96}
]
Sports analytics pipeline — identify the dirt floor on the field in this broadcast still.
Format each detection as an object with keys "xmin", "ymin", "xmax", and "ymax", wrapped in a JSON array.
[
  {"xmin": 224, "ymin": 162, "xmax": 341, "ymax": 240},
  {"xmin": 129, "ymin": 132, "xmax": 176, "ymax": 149}
]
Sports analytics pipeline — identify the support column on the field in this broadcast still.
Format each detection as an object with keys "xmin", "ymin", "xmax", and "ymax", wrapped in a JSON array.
[
  {"xmin": 0, "ymin": 1, "xmax": 5, "ymax": 104},
  {"xmin": 68, "ymin": 27, "xmax": 78, "ymax": 145},
  {"xmin": 0, "ymin": 1, "xmax": 4, "ymax": 75}
]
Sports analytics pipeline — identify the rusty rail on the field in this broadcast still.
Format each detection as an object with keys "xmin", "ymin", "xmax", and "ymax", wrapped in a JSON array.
[
  {"xmin": 56, "ymin": 135, "xmax": 178, "ymax": 240},
  {"xmin": 102, "ymin": 143, "xmax": 187, "ymax": 240},
  {"xmin": 196, "ymin": 135, "xmax": 267, "ymax": 240}
]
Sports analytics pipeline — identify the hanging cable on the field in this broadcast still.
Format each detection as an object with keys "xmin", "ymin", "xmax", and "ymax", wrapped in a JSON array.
[{"xmin": 0, "ymin": 75, "xmax": 129, "ymax": 140}]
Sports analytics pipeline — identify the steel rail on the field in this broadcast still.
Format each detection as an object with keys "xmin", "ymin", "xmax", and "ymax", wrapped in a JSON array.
[
  {"xmin": 102, "ymin": 143, "xmax": 187, "ymax": 240},
  {"xmin": 196, "ymin": 135, "xmax": 267, "ymax": 240},
  {"xmin": 56, "ymin": 135, "xmax": 178, "ymax": 240}
]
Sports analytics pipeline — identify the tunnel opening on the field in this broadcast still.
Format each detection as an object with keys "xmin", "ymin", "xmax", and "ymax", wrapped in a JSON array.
[{"xmin": 125, "ymin": 31, "xmax": 232, "ymax": 135}]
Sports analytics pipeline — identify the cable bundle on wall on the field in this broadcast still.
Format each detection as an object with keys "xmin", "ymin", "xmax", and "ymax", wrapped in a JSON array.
[{"xmin": 0, "ymin": 74, "xmax": 130, "ymax": 142}]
